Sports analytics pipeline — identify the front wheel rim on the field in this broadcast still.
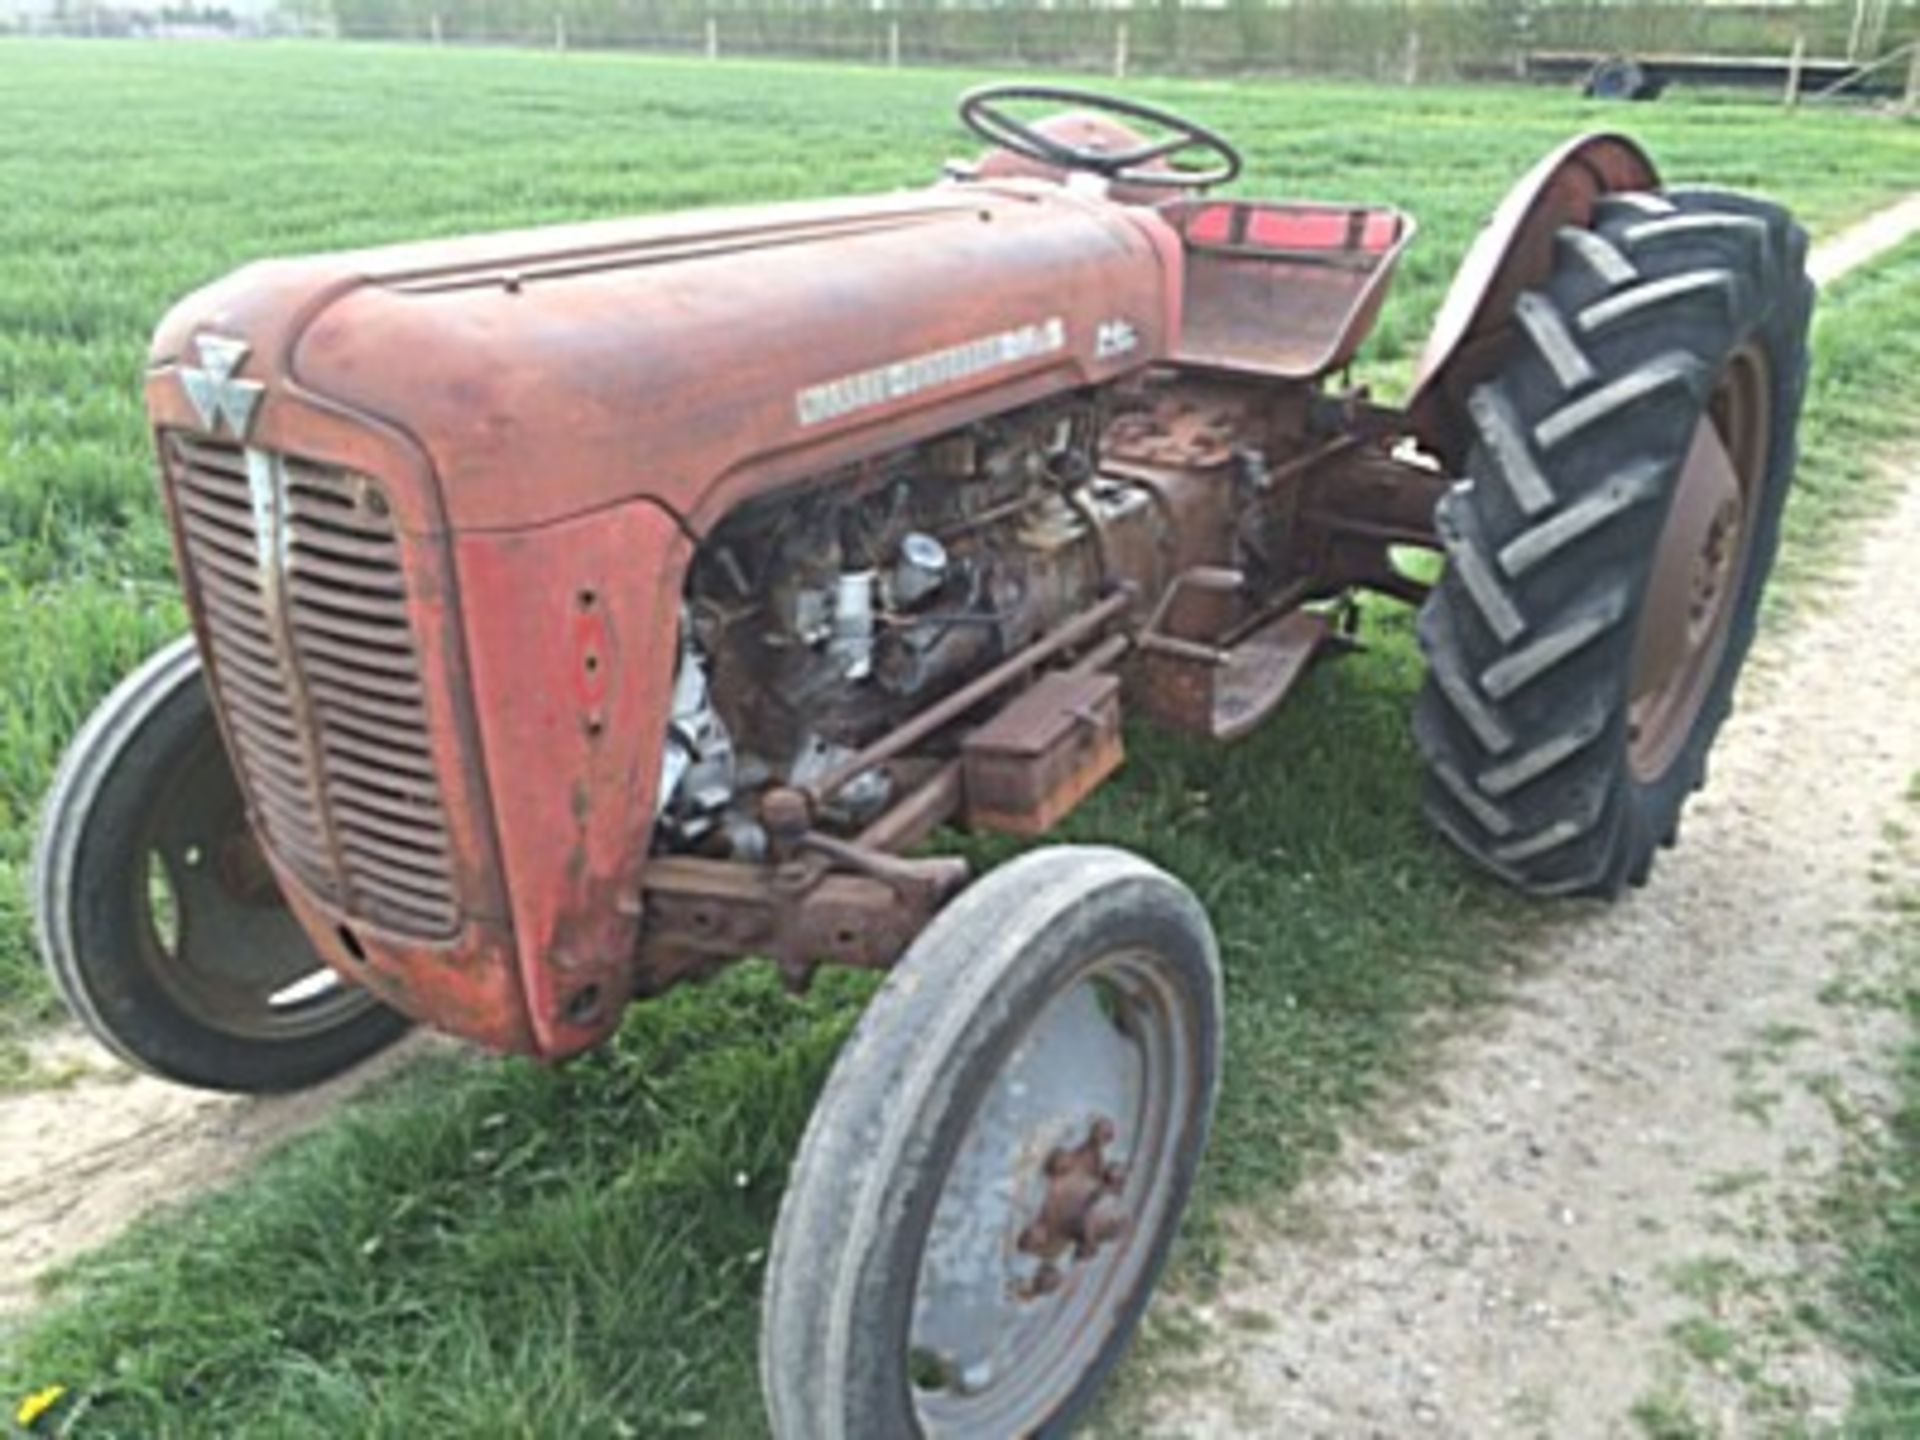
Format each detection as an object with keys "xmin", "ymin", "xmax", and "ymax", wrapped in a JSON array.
[
  {"xmin": 134, "ymin": 723, "xmax": 376, "ymax": 1042},
  {"xmin": 905, "ymin": 946, "xmax": 1197, "ymax": 1434},
  {"xmin": 1626, "ymin": 341, "xmax": 1771, "ymax": 783}
]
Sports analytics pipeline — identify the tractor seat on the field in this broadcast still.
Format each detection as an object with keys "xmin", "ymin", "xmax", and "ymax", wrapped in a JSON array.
[{"xmin": 1165, "ymin": 199, "xmax": 1415, "ymax": 381}]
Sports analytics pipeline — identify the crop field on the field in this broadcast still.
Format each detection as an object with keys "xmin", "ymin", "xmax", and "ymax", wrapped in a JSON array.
[{"xmin": 1, "ymin": 38, "xmax": 1918, "ymax": 1435}]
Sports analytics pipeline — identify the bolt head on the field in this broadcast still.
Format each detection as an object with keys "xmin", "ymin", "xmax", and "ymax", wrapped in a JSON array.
[{"xmin": 760, "ymin": 786, "xmax": 812, "ymax": 840}]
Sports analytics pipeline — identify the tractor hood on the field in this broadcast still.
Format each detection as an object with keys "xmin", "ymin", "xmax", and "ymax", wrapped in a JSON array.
[{"xmin": 149, "ymin": 182, "xmax": 1181, "ymax": 535}]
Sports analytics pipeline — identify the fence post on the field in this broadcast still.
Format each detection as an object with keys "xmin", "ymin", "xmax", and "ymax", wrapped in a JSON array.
[
  {"xmin": 1784, "ymin": 34, "xmax": 1805, "ymax": 107},
  {"xmin": 1905, "ymin": 39, "xmax": 1920, "ymax": 116},
  {"xmin": 1114, "ymin": 21, "xmax": 1128, "ymax": 80},
  {"xmin": 429, "ymin": 12, "xmax": 441, "ymax": 44},
  {"xmin": 888, "ymin": 17, "xmax": 900, "ymax": 68},
  {"xmin": 706, "ymin": 15, "xmax": 719, "ymax": 59},
  {"xmin": 554, "ymin": 12, "xmax": 566, "ymax": 50},
  {"xmin": 1403, "ymin": 27, "xmax": 1421, "ymax": 85}
]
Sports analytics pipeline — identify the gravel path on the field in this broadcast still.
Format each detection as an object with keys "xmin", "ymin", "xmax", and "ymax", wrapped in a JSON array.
[{"xmin": 1144, "ymin": 202, "xmax": 1920, "ymax": 1439}]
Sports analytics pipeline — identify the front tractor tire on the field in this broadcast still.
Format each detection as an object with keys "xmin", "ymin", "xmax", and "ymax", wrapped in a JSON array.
[
  {"xmin": 761, "ymin": 847, "xmax": 1221, "ymax": 1439},
  {"xmin": 1416, "ymin": 188, "xmax": 1812, "ymax": 897},
  {"xmin": 33, "ymin": 637, "xmax": 409, "ymax": 1092}
]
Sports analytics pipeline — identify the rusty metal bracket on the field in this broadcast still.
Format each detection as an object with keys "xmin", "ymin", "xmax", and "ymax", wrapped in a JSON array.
[
  {"xmin": 634, "ymin": 852, "xmax": 962, "ymax": 995},
  {"xmin": 797, "ymin": 830, "xmax": 971, "ymax": 911}
]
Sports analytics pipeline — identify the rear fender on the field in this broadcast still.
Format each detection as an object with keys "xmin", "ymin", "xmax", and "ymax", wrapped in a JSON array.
[{"xmin": 1407, "ymin": 133, "xmax": 1659, "ymax": 470}]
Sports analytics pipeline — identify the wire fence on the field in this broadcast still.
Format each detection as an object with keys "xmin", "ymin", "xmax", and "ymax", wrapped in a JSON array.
[{"xmin": 7, "ymin": 2, "xmax": 1917, "ymax": 87}]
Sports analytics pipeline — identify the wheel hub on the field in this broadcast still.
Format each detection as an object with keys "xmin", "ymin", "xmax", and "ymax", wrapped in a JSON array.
[
  {"xmin": 1014, "ymin": 1116, "xmax": 1132, "ymax": 1299},
  {"xmin": 1686, "ymin": 497, "xmax": 1743, "ymax": 644},
  {"xmin": 906, "ymin": 955, "xmax": 1188, "ymax": 1429}
]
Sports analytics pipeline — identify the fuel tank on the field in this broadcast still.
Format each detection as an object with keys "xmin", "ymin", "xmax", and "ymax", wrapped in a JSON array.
[{"xmin": 144, "ymin": 180, "xmax": 1181, "ymax": 1060}]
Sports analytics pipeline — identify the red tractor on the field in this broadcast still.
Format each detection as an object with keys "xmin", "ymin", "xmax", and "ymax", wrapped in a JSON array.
[{"xmin": 34, "ymin": 86, "xmax": 1809, "ymax": 1435}]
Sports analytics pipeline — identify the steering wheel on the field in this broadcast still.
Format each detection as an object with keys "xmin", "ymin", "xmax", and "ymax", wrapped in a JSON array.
[{"xmin": 959, "ymin": 84, "xmax": 1242, "ymax": 191}]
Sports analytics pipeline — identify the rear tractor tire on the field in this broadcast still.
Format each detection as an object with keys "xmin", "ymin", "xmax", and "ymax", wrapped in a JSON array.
[
  {"xmin": 32, "ymin": 636, "xmax": 409, "ymax": 1092},
  {"xmin": 761, "ymin": 846, "xmax": 1222, "ymax": 1439},
  {"xmin": 1415, "ymin": 188, "xmax": 1813, "ymax": 897}
]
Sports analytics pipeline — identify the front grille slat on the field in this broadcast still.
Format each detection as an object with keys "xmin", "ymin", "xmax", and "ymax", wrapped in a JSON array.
[
  {"xmin": 166, "ymin": 431, "xmax": 459, "ymax": 940},
  {"xmin": 348, "ymin": 869, "xmax": 460, "ymax": 923},
  {"xmin": 178, "ymin": 493, "xmax": 261, "ymax": 544},
  {"xmin": 186, "ymin": 533, "xmax": 272, "ymax": 590},
  {"xmin": 289, "ymin": 522, "xmax": 401, "ymax": 560},
  {"xmin": 288, "ymin": 551, "xmax": 408, "ymax": 598},
  {"xmin": 300, "ymin": 654, "xmax": 426, "ymax": 705},
  {"xmin": 323, "ymin": 758, "xmax": 444, "ymax": 813},
  {"xmin": 320, "ymin": 730, "xmax": 438, "ymax": 784},
  {"xmin": 172, "ymin": 436, "xmax": 251, "ymax": 479},
  {"xmin": 330, "ymin": 792, "xmax": 449, "ymax": 844},
  {"xmin": 284, "ymin": 583, "xmax": 416, "ymax": 626},
  {"xmin": 292, "ymin": 627, "xmax": 420, "ymax": 679}
]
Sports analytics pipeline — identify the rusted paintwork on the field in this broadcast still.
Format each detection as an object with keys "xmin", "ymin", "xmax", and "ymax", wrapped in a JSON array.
[
  {"xmin": 270, "ymin": 184, "xmax": 1180, "ymax": 535},
  {"xmin": 1627, "ymin": 341, "xmax": 1772, "ymax": 782},
  {"xmin": 453, "ymin": 501, "xmax": 690, "ymax": 1051},
  {"xmin": 960, "ymin": 670, "xmax": 1125, "ymax": 836},
  {"xmin": 1016, "ymin": 1116, "xmax": 1132, "ymax": 1280},
  {"xmin": 141, "ymin": 112, "xmax": 1657, "ymax": 1061},
  {"xmin": 1161, "ymin": 198, "xmax": 1416, "ymax": 380},
  {"xmin": 633, "ymin": 853, "xmax": 960, "ymax": 996},
  {"xmin": 1407, "ymin": 132, "xmax": 1660, "ymax": 468},
  {"xmin": 1132, "ymin": 608, "xmax": 1332, "ymax": 742},
  {"xmin": 144, "ymin": 344, "xmax": 533, "ymax": 1053},
  {"xmin": 147, "ymin": 184, "xmax": 1181, "ymax": 1058}
]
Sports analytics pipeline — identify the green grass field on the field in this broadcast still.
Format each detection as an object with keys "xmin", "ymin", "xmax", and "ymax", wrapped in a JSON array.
[{"xmin": 1, "ymin": 38, "xmax": 1918, "ymax": 1436}]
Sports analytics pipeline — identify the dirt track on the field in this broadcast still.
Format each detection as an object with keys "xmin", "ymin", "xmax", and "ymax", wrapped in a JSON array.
[
  {"xmin": 1146, "ymin": 202, "xmax": 1920, "ymax": 1437},
  {"xmin": 2, "ymin": 198, "xmax": 1916, "ymax": 1375},
  {"xmin": 0, "ymin": 1030, "xmax": 442, "ymax": 1317}
]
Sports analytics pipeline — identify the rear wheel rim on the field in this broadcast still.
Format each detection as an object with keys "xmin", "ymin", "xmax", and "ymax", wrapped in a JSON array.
[
  {"xmin": 1626, "ymin": 342, "xmax": 1771, "ymax": 783},
  {"xmin": 906, "ymin": 946, "xmax": 1194, "ymax": 1433},
  {"xmin": 134, "ymin": 724, "xmax": 375, "ymax": 1042}
]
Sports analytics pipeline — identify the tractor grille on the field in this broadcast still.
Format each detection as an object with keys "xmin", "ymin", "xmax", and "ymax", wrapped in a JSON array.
[{"xmin": 164, "ymin": 432, "xmax": 460, "ymax": 938}]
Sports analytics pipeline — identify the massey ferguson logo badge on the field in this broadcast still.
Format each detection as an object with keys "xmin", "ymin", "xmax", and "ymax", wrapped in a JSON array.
[
  {"xmin": 179, "ymin": 334, "xmax": 264, "ymax": 439},
  {"xmin": 795, "ymin": 317, "xmax": 1067, "ymax": 427}
]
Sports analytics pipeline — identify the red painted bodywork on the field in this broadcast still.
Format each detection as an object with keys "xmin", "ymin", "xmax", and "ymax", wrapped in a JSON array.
[
  {"xmin": 148, "ymin": 179, "xmax": 1186, "ymax": 1057},
  {"xmin": 144, "ymin": 133, "xmax": 1633, "ymax": 1059},
  {"xmin": 1407, "ymin": 132, "xmax": 1659, "ymax": 467}
]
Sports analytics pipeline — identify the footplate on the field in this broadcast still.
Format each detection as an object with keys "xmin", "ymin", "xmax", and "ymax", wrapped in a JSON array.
[{"xmin": 1133, "ymin": 609, "xmax": 1331, "ymax": 741}]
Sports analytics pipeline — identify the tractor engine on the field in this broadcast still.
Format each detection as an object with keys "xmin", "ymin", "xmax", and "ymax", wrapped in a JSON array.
[{"xmin": 661, "ymin": 394, "xmax": 1186, "ymax": 856}]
